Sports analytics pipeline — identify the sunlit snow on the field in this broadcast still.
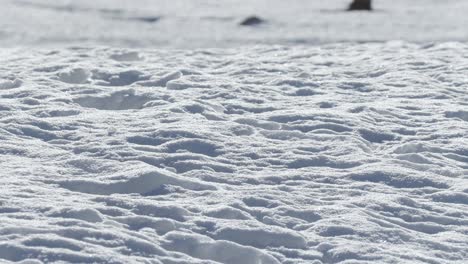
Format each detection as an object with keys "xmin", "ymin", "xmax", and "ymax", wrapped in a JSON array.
[{"xmin": 0, "ymin": 1, "xmax": 467, "ymax": 264}]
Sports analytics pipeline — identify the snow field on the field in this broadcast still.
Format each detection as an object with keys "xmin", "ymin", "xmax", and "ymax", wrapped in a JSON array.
[
  {"xmin": 2, "ymin": 0, "xmax": 468, "ymax": 48},
  {"xmin": 0, "ymin": 42, "xmax": 467, "ymax": 263}
]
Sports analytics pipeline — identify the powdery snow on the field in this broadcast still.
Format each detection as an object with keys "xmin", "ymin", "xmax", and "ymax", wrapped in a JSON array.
[{"xmin": 0, "ymin": 42, "xmax": 467, "ymax": 263}]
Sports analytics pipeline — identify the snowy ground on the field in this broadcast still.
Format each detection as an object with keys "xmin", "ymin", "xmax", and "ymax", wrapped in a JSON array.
[
  {"xmin": 1, "ymin": 0, "xmax": 468, "ymax": 263},
  {"xmin": 1, "ymin": 42, "xmax": 467, "ymax": 263},
  {"xmin": 1, "ymin": 0, "xmax": 468, "ymax": 48}
]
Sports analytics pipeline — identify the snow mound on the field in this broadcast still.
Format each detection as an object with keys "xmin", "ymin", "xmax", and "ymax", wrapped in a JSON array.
[
  {"xmin": 57, "ymin": 168, "xmax": 216, "ymax": 195},
  {"xmin": 1, "ymin": 43, "xmax": 467, "ymax": 263},
  {"xmin": 162, "ymin": 231, "xmax": 280, "ymax": 264}
]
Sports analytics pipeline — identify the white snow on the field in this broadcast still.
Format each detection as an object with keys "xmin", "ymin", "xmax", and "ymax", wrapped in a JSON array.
[
  {"xmin": 0, "ymin": 43, "xmax": 467, "ymax": 263},
  {"xmin": 1, "ymin": 0, "xmax": 468, "ymax": 48},
  {"xmin": 1, "ymin": 0, "xmax": 468, "ymax": 263}
]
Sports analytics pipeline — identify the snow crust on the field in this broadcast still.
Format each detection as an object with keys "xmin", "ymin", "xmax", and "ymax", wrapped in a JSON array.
[{"xmin": 1, "ymin": 42, "xmax": 467, "ymax": 263}]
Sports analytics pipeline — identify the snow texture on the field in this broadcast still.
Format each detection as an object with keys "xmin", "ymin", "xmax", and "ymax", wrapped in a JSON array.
[{"xmin": 1, "ymin": 43, "xmax": 467, "ymax": 263}]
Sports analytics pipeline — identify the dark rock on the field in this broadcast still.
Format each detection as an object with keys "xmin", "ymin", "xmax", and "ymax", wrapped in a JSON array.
[
  {"xmin": 131, "ymin": 16, "xmax": 160, "ymax": 23},
  {"xmin": 348, "ymin": 0, "xmax": 372, "ymax": 11},
  {"xmin": 240, "ymin": 16, "xmax": 265, "ymax": 26}
]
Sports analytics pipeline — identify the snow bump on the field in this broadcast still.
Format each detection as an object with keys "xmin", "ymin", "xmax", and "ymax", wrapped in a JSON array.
[{"xmin": 56, "ymin": 169, "xmax": 216, "ymax": 195}]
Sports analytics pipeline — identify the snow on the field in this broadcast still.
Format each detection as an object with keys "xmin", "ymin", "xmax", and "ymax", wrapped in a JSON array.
[
  {"xmin": 1, "ymin": 42, "xmax": 467, "ymax": 263},
  {"xmin": 1, "ymin": 0, "xmax": 468, "ymax": 48},
  {"xmin": 1, "ymin": 0, "xmax": 468, "ymax": 263}
]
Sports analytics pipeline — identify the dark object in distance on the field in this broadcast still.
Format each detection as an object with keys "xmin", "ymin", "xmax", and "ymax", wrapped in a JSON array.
[
  {"xmin": 131, "ymin": 16, "xmax": 160, "ymax": 23},
  {"xmin": 348, "ymin": 0, "xmax": 372, "ymax": 11},
  {"xmin": 240, "ymin": 16, "xmax": 265, "ymax": 26}
]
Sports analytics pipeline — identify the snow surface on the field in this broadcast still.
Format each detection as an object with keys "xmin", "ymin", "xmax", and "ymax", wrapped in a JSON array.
[
  {"xmin": 1, "ymin": 42, "xmax": 467, "ymax": 263},
  {"xmin": 1, "ymin": 0, "xmax": 468, "ymax": 48},
  {"xmin": 1, "ymin": 0, "xmax": 468, "ymax": 263}
]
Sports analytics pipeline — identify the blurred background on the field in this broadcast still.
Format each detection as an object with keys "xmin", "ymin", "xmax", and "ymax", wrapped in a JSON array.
[{"xmin": 1, "ymin": 0, "xmax": 467, "ymax": 48}]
